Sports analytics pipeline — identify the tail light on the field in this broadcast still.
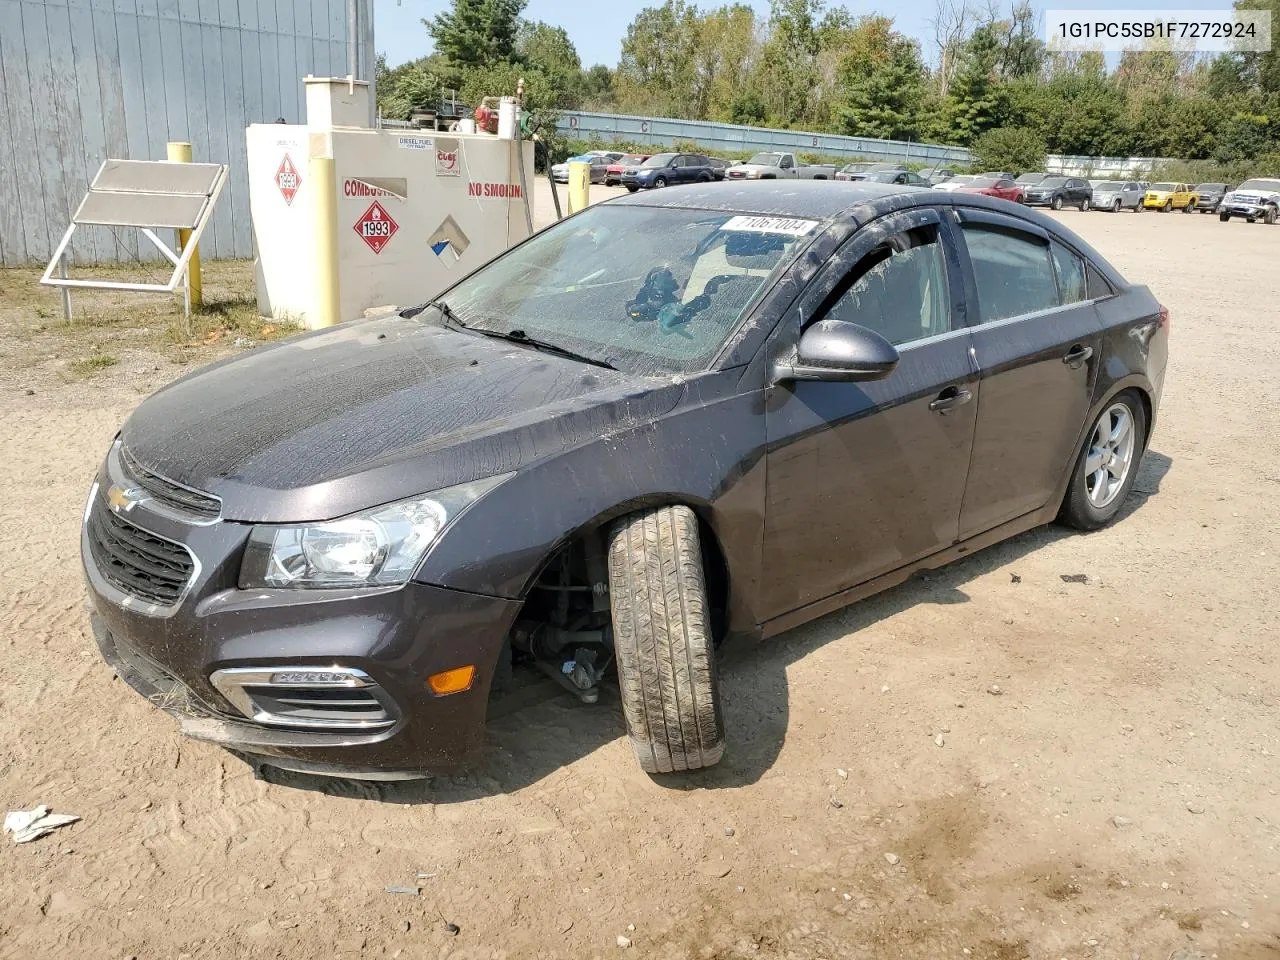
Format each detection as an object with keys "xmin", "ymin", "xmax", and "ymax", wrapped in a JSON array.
[{"xmin": 1158, "ymin": 304, "xmax": 1169, "ymax": 330}]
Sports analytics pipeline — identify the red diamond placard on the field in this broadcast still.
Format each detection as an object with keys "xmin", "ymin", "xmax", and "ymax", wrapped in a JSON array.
[
  {"xmin": 354, "ymin": 201, "xmax": 399, "ymax": 254},
  {"xmin": 275, "ymin": 153, "xmax": 301, "ymax": 205}
]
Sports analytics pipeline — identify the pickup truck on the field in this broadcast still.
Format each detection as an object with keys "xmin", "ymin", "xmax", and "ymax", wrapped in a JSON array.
[{"xmin": 726, "ymin": 152, "xmax": 836, "ymax": 181}]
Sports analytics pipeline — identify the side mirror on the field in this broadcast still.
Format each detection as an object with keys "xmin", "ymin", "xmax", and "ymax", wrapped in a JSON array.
[{"xmin": 773, "ymin": 320, "xmax": 900, "ymax": 384}]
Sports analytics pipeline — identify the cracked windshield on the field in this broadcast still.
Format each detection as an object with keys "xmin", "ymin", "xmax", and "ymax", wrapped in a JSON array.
[{"xmin": 442, "ymin": 206, "xmax": 814, "ymax": 374}]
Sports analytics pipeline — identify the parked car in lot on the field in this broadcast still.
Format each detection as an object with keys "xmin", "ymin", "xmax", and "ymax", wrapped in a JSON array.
[
  {"xmin": 1015, "ymin": 172, "xmax": 1050, "ymax": 188},
  {"xmin": 1217, "ymin": 179, "xmax": 1279, "ymax": 223},
  {"xmin": 955, "ymin": 174, "xmax": 1024, "ymax": 202},
  {"xmin": 706, "ymin": 157, "xmax": 732, "ymax": 181},
  {"xmin": 836, "ymin": 162, "xmax": 905, "ymax": 181},
  {"xmin": 604, "ymin": 154, "xmax": 648, "ymax": 186},
  {"xmin": 552, "ymin": 151, "xmax": 626, "ymax": 184},
  {"xmin": 727, "ymin": 151, "xmax": 836, "ymax": 180},
  {"xmin": 933, "ymin": 175, "xmax": 977, "ymax": 193},
  {"xmin": 83, "ymin": 181, "xmax": 1167, "ymax": 779},
  {"xmin": 1192, "ymin": 182, "xmax": 1230, "ymax": 213},
  {"xmin": 1142, "ymin": 182, "xmax": 1198, "ymax": 212},
  {"xmin": 864, "ymin": 169, "xmax": 931, "ymax": 186},
  {"xmin": 925, "ymin": 167, "xmax": 958, "ymax": 185},
  {"xmin": 620, "ymin": 152, "xmax": 718, "ymax": 191},
  {"xmin": 1023, "ymin": 176, "xmax": 1094, "ymax": 210},
  {"xmin": 1091, "ymin": 180, "xmax": 1145, "ymax": 212}
]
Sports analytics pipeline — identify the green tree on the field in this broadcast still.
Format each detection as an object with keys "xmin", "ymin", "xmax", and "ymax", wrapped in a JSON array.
[
  {"xmin": 947, "ymin": 23, "xmax": 1003, "ymax": 143},
  {"xmin": 1213, "ymin": 111, "xmax": 1273, "ymax": 161},
  {"xmin": 837, "ymin": 37, "xmax": 927, "ymax": 141},
  {"xmin": 616, "ymin": 0, "xmax": 701, "ymax": 116},
  {"xmin": 755, "ymin": 0, "xmax": 823, "ymax": 126},
  {"xmin": 697, "ymin": 5, "xmax": 759, "ymax": 121},
  {"xmin": 427, "ymin": 0, "xmax": 526, "ymax": 70},
  {"xmin": 971, "ymin": 126, "xmax": 1046, "ymax": 173}
]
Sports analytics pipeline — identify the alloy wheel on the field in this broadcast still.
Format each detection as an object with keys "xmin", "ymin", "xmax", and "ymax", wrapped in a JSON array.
[{"xmin": 1084, "ymin": 403, "xmax": 1136, "ymax": 509}]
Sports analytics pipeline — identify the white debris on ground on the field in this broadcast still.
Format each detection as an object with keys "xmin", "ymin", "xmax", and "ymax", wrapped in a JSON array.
[{"xmin": 5, "ymin": 805, "xmax": 80, "ymax": 844}]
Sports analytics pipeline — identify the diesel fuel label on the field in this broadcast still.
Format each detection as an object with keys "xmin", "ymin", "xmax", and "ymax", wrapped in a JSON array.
[{"xmin": 1046, "ymin": 9, "xmax": 1272, "ymax": 51}]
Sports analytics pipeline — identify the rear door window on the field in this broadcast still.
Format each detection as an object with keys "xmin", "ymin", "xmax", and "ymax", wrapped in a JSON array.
[{"xmin": 961, "ymin": 225, "xmax": 1059, "ymax": 322}]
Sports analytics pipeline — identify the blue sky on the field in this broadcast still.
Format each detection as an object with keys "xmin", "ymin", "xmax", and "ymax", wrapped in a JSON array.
[{"xmin": 374, "ymin": 0, "xmax": 1228, "ymax": 70}]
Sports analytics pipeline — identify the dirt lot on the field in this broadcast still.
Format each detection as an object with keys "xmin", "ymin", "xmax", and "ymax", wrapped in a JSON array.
[{"xmin": 1, "ymin": 197, "xmax": 1278, "ymax": 960}]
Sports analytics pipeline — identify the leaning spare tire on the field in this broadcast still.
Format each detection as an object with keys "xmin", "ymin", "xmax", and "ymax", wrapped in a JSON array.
[{"xmin": 608, "ymin": 505, "xmax": 725, "ymax": 773}]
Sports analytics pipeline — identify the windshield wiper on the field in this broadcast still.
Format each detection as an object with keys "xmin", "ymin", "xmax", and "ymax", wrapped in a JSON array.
[
  {"xmin": 461, "ymin": 326, "xmax": 616, "ymax": 370},
  {"xmin": 399, "ymin": 298, "xmax": 464, "ymax": 325}
]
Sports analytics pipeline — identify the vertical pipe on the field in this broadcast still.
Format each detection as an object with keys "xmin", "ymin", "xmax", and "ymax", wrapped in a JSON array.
[
  {"xmin": 347, "ymin": 0, "xmax": 358, "ymax": 78},
  {"xmin": 166, "ymin": 141, "xmax": 202, "ymax": 310},
  {"xmin": 59, "ymin": 254, "xmax": 72, "ymax": 321},
  {"xmin": 310, "ymin": 153, "xmax": 341, "ymax": 328}
]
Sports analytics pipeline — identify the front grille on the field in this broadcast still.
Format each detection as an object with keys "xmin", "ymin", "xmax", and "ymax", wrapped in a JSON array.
[
  {"xmin": 87, "ymin": 501, "xmax": 195, "ymax": 606},
  {"xmin": 120, "ymin": 445, "xmax": 221, "ymax": 521}
]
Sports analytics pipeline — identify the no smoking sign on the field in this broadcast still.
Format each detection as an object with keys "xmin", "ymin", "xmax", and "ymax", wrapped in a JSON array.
[{"xmin": 354, "ymin": 201, "xmax": 399, "ymax": 254}]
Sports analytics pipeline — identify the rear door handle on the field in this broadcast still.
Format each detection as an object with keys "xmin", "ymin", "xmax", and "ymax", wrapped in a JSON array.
[
  {"xmin": 929, "ymin": 386, "xmax": 973, "ymax": 414},
  {"xmin": 1063, "ymin": 345, "xmax": 1094, "ymax": 367}
]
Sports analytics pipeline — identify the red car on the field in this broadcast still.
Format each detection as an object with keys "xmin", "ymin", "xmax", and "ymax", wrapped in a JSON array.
[
  {"xmin": 605, "ymin": 154, "xmax": 648, "ymax": 186},
  {"xmin": 956, "ymin": 174, "xmax": 1024, "ymax": 203}
]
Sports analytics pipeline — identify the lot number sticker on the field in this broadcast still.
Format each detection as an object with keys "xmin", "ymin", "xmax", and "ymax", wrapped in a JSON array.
[
  {"xmin": 721, "ymin": 215, "xmax": 818, "ymax": 236},
  {"xmin": 354, "ymin": 201, "xmax": 399, "ymax": 254}
]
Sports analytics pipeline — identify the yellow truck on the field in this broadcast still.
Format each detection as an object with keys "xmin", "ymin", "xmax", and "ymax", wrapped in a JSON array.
[{"xmin": 1142, "ymin": 182, "xmax": 1198, "ymax": 212}]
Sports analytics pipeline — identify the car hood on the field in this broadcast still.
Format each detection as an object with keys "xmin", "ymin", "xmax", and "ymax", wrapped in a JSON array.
[{"xmin": 118, "ymin": 314, "xmax": 679, "ymax": 523}]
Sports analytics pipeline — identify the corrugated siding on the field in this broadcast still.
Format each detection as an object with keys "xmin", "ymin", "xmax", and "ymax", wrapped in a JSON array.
[{"xmin": 0, "ymin": 0, "xmax": 368, "ymax": 265}]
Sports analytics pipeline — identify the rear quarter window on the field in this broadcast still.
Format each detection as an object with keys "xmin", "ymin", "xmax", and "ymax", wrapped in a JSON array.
[{"xmin": 1050, "ymin": 241, "xmax": 1087, "ymax": 304}]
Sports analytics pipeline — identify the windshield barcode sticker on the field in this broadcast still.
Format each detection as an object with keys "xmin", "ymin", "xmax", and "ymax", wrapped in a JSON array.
[{"xmin": 721, "ymin": 216, "xmax": 818, "ymax": 236}]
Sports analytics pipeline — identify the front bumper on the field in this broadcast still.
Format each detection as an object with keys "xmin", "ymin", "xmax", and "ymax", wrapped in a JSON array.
[
  {"xmin": 1220, "ymin": 202, "xmax": 1270, "ymax": 217},
  {"xmin": 83, "ymin": 480, "xmax": 523, "ymax": 776}
]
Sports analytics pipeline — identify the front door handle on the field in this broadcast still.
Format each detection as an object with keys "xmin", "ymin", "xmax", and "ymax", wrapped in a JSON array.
[
  {"xmin": 1063, "ymin": 344, "xmax": 1094, "ymax": 368},
  {"xmin": 929, "ymin": 386, "xmax": 973, "ymax": 414}
]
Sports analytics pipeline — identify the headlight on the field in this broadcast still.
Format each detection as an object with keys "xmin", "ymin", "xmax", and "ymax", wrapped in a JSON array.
[{"xmin": 239, "ymin": 475, "xmax": 512, "ymax": 589}]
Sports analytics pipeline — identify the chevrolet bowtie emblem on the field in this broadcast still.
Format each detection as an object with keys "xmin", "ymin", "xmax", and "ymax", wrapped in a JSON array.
[{"xmin": 107, "ymin": 484, "xmax": 144, "ymax": 513}]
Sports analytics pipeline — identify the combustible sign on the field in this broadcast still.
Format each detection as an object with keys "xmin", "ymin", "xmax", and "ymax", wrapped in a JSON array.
[
  {"xmin": 354, "ymin": 201, "xmax": 399, "ymax": 254},
  {"xmin": 275, "ymin": 154, "xmax": 301, "ymax": 205}
]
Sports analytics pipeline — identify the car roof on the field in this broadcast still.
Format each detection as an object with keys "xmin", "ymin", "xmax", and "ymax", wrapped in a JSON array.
[
  {"xmin": 608, "ymin": 179, "xmax": 919, "ymax": 221},
  {"xmin": 603, "ymin": 180, "xmax": 1128, "ymax": 288}
]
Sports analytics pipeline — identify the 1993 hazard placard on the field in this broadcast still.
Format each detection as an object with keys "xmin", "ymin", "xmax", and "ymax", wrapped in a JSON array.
[{"xmin": 354, "ymin": 201, "xmax": 399, "ymax": 254}]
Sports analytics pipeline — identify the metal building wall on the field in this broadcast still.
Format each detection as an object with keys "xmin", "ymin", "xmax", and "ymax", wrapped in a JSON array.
[{"xmin": 0, "ymin": 0, "xmax": 371, "ymax": 266}]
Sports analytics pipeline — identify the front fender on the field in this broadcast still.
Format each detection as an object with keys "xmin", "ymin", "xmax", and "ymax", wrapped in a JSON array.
[{"xmin": 413, "ymin": 369, "xmax": 768, "ymax": 634}]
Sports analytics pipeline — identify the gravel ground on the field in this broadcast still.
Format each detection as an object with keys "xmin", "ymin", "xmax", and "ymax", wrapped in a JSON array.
[{"xmin": 1, "ymin": 197, "xmax": 1278, "ymax": 960}]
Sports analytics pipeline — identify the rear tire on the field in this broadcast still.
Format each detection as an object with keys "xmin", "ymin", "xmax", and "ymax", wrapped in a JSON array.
[
  {"xmin": 1265, "ymin": 206, "xmax": 1278, "ymax": 225},
  {"xmin": 608, "ymin": 505, "xmax": 725, "ymax": 774},
  {"xmin": 1058, "ymin": 391, "xmax": 1147, "ymax": 531},
  {"xmin": 1182, "ymin": 200, "xmax": 1194, "ymax": 213}
]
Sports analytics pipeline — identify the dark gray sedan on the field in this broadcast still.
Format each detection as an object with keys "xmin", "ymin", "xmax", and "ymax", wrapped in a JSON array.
[{"xmin": 83, "ymin": 182, "xmax": 1167, "ymax": 780}]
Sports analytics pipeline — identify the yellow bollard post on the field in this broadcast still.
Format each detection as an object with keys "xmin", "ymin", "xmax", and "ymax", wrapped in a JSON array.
[
  {"xmin": 166, "ymin": 141, "xmax": 202, "ymax": 311},
  {"xmin": 309, "ymin": 153, "xmax": 341, "ymax": 328},
  {"xmin": 567, "ymin": 159, "xmax": 590, "ymax": 214}
]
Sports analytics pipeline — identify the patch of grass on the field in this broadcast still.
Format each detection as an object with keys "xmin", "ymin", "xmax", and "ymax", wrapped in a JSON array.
[
  {"xmin": 68, "ymin": 354, "xmax": 120, "ymax": 376},
  {"xmin": 0, "ymin": 260, "xmax": 298, "ymax": 367}
]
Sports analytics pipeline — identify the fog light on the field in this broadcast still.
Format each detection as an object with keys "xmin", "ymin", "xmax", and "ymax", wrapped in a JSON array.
[{"xmin": 427, "ymin": 665, "xmax": 476, "ymax": 696}]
